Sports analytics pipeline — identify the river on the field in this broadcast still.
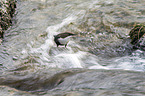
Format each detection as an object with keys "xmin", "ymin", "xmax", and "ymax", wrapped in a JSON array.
[{"xmin": 0, "ymin": 0, "xmax": 145, "ymax": 96}]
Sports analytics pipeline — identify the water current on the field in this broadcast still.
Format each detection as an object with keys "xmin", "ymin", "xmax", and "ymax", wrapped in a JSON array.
[{"xmin": 0, "ymin": 0, "xmax": 145, "ymax": 96}]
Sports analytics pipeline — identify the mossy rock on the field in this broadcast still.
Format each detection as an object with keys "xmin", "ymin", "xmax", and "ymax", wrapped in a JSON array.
[
  {"xmin": 129, "ymin": 24, "xmax": 145, "ymax": 45},
  {"xmin": 0, "ymin": 0, "xmax": 17, "ymax": 40}
]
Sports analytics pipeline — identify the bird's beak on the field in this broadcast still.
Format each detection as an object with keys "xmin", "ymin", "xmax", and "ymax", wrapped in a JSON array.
[{"xmin": 73, "ymin": 33, "xmax": 77, "ymax": 36}]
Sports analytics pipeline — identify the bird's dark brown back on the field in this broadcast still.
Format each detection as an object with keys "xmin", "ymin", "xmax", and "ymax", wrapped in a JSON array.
[{"xmin": 56, "ymin": 32, "xmax": 76, "ymax": 38}]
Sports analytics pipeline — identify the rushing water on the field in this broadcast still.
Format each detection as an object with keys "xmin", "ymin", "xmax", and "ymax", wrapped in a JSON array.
[{"xmin": 0, "ymin": 0, "xmax": 145, "ymax": 96}]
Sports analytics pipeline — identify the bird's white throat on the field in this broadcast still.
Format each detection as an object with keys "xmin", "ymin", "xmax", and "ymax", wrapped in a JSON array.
[{"xmin": 58, "ymin": 36, "xmax": 71, "ymax": 45}]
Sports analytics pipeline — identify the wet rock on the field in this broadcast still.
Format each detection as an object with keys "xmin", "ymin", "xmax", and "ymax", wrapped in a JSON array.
[
  {"xmin": 0, "ymin": 85, "xmax": 34, "ymax": 96},
  {"xmin": 0, "ymin": 69, "xmax": 85, "ymax": 92},
  {"xmin": 0, "ymin": 69, "xmax": 145, "ymax": 96},
  {"xmin": 51, "ymin": 69, "xmax": 145, "ymax": 96},
  {"xmin": 0, "ymin": 0, "xmax": 17, "ymax": 41},
  {"xmin": 129, "ymin": 24, "xmax": 145, "ymax": 50}
]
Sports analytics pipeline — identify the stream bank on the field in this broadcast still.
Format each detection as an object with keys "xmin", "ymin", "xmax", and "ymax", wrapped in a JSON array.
[{"xmin": 0, "ymin": 0, "xmax": 16, "ymax": 42}]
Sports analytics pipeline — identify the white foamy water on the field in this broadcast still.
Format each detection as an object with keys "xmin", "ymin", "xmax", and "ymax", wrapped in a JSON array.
[
  {"xmin": 27, "ymin": 14, "xmax": 145, "ymax": 71},
  {"xmin": 27, "ymin": 14, "xmax": 87, "ymax": 68},
  {"xmin": 29, "ymin": 16, "xmax": 77, "ymax": 62},
  {"xmin": 18, "ymin": 0, "xmax": 145, "ymax": 71},
  {"xmin": 25, "ymin": 2, "xmax": 108, "ymax": 69},
  {"xmin": 107, "ymin": 50, "xmax": 145, "ymax": 71},
  {"xmin": 50, "ymin": 51, "xmax": 84, "ymax": 68},
  {"xmin": 30, "ymin": 16, "xmax": 77, "ymax": 52}
]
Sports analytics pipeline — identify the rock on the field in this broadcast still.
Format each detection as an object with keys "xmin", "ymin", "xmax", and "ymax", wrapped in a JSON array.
[
  {"xmin": 0, "ymin": 0, "xmax": 17, "ymax": 41},
  {"xmin": 129, "ymin": 24, "xmax": 145, "ymax": 49}
]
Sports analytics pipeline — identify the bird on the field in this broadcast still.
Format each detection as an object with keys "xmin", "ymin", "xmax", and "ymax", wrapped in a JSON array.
[{"xmin": 54, "ymin": 32, "xmax": 76, "ymax": 47}]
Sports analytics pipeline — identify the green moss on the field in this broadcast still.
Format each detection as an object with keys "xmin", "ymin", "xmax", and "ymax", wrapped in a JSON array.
[{"xmin": 129, "ymin": 24, "xmax": 145, "ymax": 45}]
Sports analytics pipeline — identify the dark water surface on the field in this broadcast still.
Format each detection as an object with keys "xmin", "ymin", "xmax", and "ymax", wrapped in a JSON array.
[{"xmin": 0, "ymin": 0, "xmax": 145, "ymax": 95}]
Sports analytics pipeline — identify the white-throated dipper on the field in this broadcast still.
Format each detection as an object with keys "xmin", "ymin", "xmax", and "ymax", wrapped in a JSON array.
[{"xmin": 54, "ymin": 32, "xmax": 76, "ymax": 47}]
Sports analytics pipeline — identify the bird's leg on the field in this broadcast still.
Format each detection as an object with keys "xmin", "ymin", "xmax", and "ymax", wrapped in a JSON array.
[
  {"xmin": 57, "ymin": 45, "xmax": 59, "ymax": 47},
  {"xmin": 65, "ymin": 44, "xmax": 67, "ymax": 47}
]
